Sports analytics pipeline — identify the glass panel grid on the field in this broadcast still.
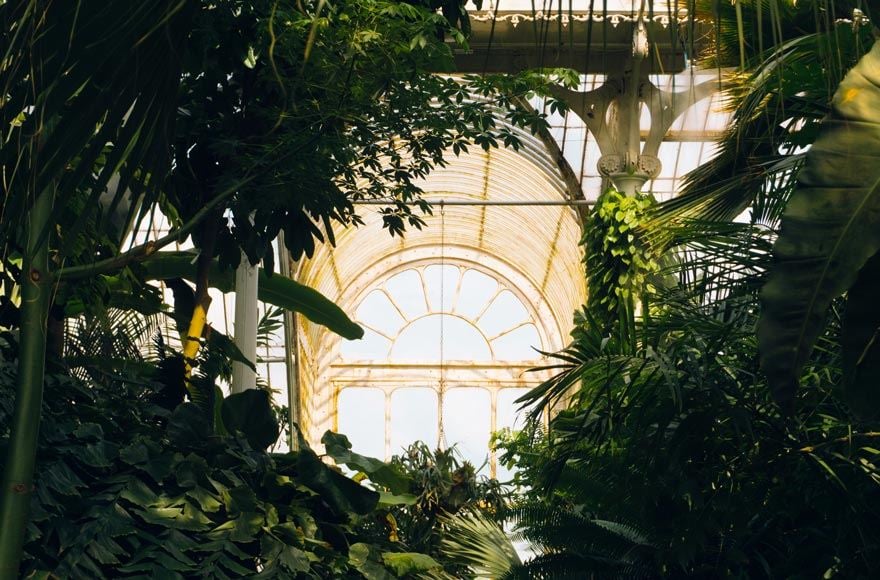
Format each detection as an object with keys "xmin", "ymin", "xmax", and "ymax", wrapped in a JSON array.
[
  {"xmin": 340, "ymin": 265, "xmax": 544, "ymax": 362},
  {"xmin": 335, "ymin": 264, "xmax": 549, "ymax": 473}
]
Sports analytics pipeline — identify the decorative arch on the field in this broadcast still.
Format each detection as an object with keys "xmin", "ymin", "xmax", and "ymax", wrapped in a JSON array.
[
  {"xmin": 293, "ymin": 126, "xmax": 587, "ymax": 471},
  {"xmin": 332, "ymin": 257, "xmax": 555, "ymax": 475}
]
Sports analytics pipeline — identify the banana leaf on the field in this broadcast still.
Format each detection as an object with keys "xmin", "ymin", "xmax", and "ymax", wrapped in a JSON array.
[
  {"xmin": 759, "ymin": 40, "xmax": 880, "ymax": 407},
  {"xmin": 141, "ymin": 252, "xmax": 363, "ymax": 340}
]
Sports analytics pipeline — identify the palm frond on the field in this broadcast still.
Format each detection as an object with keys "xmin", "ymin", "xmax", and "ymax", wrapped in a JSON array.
[
  {"xmin": 439, "ymin": 510, "xmax": 520, "ymax": 579},
  {"xmin": 504, "ymin": 550, "xmax": 655, "ymax": 580},
  {"xmin": 65, "ymin": 308, "xmax": 163, "ymax": 382},
  {"xmin": 0, "ymin": 0, "xmax": 192, "ymax": 257},
  {"xmin": 652, "ymin": 22, "xmax": 872, "ymax": 228}
]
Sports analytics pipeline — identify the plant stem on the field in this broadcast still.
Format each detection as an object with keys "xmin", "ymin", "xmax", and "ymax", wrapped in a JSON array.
[
  {"xmin": 0, "ymin": 186, "xmax": 54, "ymax": 579},
  {"xmin": 182, "ymin": 218, "xmax": 219, "ymax": 385},
  {"xmin": 58, "ymin": 184, "xmax": 242, "ymax": 280}
]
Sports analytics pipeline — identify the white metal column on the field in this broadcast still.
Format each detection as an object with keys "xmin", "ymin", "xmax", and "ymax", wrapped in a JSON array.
[{"xmin": 231, "ymin": 253, "xmax": 258, "ymax": 393}]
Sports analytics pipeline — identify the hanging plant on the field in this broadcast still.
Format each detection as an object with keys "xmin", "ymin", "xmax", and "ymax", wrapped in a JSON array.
[{"xmin": 582, "ymin": 188, "xmax": 660, "ymax": 337}]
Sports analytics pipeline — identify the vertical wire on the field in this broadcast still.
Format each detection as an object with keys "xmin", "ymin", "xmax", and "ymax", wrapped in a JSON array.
[{"xmin": 437, "ymin": 201, "xmax": 447, "ymax": 450}]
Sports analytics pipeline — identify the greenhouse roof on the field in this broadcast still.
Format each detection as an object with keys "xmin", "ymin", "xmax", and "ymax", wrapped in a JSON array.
[{"xmin": 456, "ymin": 0, "xmax": 705, "ymax": 73}]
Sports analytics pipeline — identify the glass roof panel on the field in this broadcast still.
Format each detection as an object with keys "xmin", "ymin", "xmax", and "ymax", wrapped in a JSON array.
[{"xmin": 531, "ymin": 72, "xmax": 731, "ymax": 202}]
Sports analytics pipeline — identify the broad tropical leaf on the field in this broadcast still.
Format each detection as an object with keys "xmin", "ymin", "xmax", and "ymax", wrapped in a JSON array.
[
  {"xmin": 841, "ymin": 251, "xmax": 880, "ymax": 417},
  {"xmin": 759, "ymin": 40, "xmax": 880, "ymax": 406},
  {"xmin": 221, "ymin": 389, "xmax": 280, "ymax": 450},
  {"xmin": 140, "ymin": 252, "xmax": 363, "ymax": 340},
  {"xmin": 438, "ymin": 510, "xmax": 520, "ymax": 579},
  {"xmin": 322, "ymin": 431, "xmax": 410, "ymax": 495}
]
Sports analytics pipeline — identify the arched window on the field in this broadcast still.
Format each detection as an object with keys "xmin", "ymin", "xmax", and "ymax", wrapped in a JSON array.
[{"xmin": 335, "ymin": 263, "xmax": 544, "ymax": 476}]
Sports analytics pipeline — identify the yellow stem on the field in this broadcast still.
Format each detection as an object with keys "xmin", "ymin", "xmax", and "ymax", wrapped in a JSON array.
[{"xmin": 182, "ymin": 297, "xmax": 211, "ymax": 380}]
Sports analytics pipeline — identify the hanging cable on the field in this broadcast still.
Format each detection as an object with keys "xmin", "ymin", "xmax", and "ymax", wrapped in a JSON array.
[{"xmin": 437, "ymin": 200, "xmax": 447, "ymax": 450}]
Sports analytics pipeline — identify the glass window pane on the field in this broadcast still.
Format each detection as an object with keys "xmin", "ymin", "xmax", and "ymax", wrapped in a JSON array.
[
  {"xmin": 390, "ymin": 388, "xmax": 438, "ymax": 456},
  {"xmin": 704, "ymin": 93, "xmax": 732, "ymax": 132},
  {"xmin": 477, "ymin": 290, "xmax": 529, "ymax": 338},
  {"xmin": 492, "ymin": 323, "xmax": 542, "ymax": 361},
  {"xmin": 385, "ymin": 269, "xmax": 428, "ymax": 320},
  {"xmin": 455, "ymin": 269, "xmax": 498, "ymax": 319},
  {"xmin": 496, "ymin": 388, "xmax": 532, "ymax": 432},
  {"xmin": 338, "ymin": 388, "xmax": 385, "ymax": 460},
  {"xmin": 675, "ymin": 142, "xmax": 705, "ymax": 177},
  {"xmin": 656, "ymin": 141, "xmax": 681, "ymax": 179},
  {"xmin": 340, "ymin": 328, "xmax": 391, "ymax": 360},
  {"xmin": 443, "ymin": 387, "xmax": 491, "ymax": 473},
  {"xmin": 391, "ymin": 314, "xmax": 491, "ymax": 361},
  {"xmin": 356, "ymin": 290, "xmax": 406, "ymax": 337},
  {"xmin": 423, "ymin": 265, "xmax": 460, "ymax": 312}
]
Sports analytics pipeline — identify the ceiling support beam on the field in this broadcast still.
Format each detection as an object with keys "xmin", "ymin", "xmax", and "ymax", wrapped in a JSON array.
[{"xmin": 551, "ymin": 17, "xmax": 721, "ymax": 195}]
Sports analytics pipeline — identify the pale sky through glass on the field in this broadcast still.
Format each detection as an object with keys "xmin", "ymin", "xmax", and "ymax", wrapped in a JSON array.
[{"xmin": 337, "ymin": 266, "xmax": 544, "ymax": 469}]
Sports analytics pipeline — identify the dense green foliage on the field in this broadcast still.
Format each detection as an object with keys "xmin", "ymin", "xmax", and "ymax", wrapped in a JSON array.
[
  {"xmin": 0, "ymin": 1, "xmax": 562, "ymax": 572},
  {"xmin": 6, "ymin": 1, "xmax": 880, "ymax": 578},
  {"xmin": 0, "ymin": 0, "xmax": 562, "ymax": 291},
  {"xmin": 357, "ymin": 443, "xmax": 509, "ymax": 576},
  {"xmin": 476, "ymin": 7, "xmax": 880, "ymax": 578},
  {"xmin": 496, "ymin": 220, "xmax": 880, "ymax": 578},
  {"xmin": 0, "ymin": 332, "xmax": 454, "ymax": 579}
]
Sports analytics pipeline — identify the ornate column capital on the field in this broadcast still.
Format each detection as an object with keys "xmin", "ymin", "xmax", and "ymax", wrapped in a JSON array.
[{"xmin": 597, "ymin": 153, "xmax": 661, "ymax": 195}]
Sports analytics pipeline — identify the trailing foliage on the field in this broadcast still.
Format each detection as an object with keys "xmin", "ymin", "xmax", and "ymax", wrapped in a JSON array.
[
  {"xmin": 582, "ymin": 188, "xmax": 660, "ymax": 344},
  {"xmin": 0, "ymin": 333, "xmax": 448, "ymax": 579}
]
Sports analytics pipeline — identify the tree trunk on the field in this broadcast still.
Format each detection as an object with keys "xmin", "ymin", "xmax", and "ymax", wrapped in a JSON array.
[{"xmin": 0, "ymin": 186, "xmax": 54, "ymax": 578}]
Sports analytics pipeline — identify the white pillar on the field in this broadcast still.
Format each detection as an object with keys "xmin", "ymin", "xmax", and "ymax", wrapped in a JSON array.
[{"xmin": 231, "ymin": 253, "xmax": 259, "ymax": 393}]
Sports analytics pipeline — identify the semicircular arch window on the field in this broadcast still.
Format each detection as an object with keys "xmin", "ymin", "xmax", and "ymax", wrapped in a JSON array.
[
  {"xmin": 336, "ymin": 264, "xmax": 544, "ymax": 478},
  {"xmin": 340, "ymin": 265, "xmax": 543, "ymax": 363}
]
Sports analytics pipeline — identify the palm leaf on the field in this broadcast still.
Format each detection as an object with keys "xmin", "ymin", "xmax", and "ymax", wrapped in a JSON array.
[
  {"xmin": 65, "ymin": 307, "xmax": 162, "ymax": 382},
  {"xmin": 651, "ymin": 24, "xmax": 870, "ymax": 229},
  {"xmin": 0, "ymin": 0, "xmax": 191, "ymax": 254},
  {"xmin": 439, "ymin": 510, "xmax": 520, "ymax": 579}
]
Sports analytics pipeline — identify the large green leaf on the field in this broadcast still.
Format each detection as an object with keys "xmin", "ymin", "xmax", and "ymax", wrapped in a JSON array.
[
  {"xmin": 140, "ymin": 252, "xmax": 363, "ymax": 340},
  {"xmin": 381, "ymin": 551, "xmax": 443, "ymax": 576},
  {"xmin": 221, "ymin": 390, "xmax": 280, "ymax": 451},
  {"xmin": 841, "ymin": 251, "xmax": 880, "ymax": 418},
  {"xmin": 321, "ymin": 431, "xmax": 411, "ymax": 495},
  {"xmin": 295, "ymin": 448, "xmax": 380, "ymax": 516},
  {"xmin": 758, "ymin": 40, "xmax": 880, "ymax": 407}
]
